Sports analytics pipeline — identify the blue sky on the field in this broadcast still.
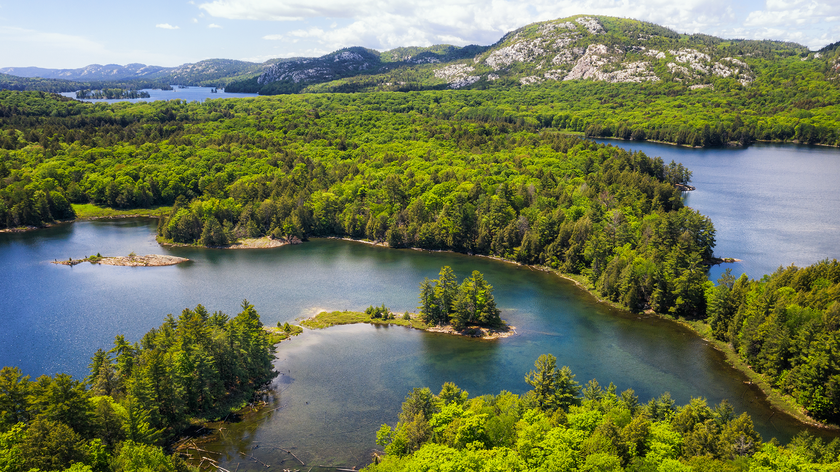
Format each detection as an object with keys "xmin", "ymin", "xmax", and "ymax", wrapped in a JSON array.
[{"xmin": 1, "ymin": 0, "xmax": 838, "ymax": 69}]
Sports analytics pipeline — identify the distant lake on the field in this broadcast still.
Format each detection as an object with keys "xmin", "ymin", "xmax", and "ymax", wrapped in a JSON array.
[
  {"xmin": 59, "ymin": 85, "xmax": 257, "ymax": 103},
  {"xmin": 594, "ymin": 139, "xmax": 840, "ymax": 281}
]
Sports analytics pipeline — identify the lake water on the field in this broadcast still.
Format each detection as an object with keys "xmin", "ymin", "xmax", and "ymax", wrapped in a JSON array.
[
  {"xmin": 59, "ymin": 86, "xmax": 257, "ymax": 104},
  {"xmin": 594, "ymin": 139, "xmax": 840, "ymax": 281},
  {"xmin": 2, "ymin": 217, "xmax": 838, "ymax": 470},
  {"xmin": 3, "ymin": 140, "xmax": 840, "ymax": 469}
]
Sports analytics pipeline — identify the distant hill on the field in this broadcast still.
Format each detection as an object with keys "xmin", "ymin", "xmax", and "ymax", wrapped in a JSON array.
[
  {"xmin": 225, "ymin": 15, "xmax": 822, "ymax": 94},
  {"xmin": 0, "ymin": 15, "xmax": 829, "ymax": 94},
  {"xmin": 0, "ymin": 63, "xmax": 169, "ymax": 81}
]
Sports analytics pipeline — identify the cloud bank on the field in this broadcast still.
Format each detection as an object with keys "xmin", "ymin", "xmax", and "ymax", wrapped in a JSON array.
[{"xmin": 199, "ymin": 0, "xmax": 838, "ymax": 51}]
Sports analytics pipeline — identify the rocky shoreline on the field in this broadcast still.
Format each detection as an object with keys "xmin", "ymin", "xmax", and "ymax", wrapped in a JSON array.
[{"xmin": 52, "ymin": 254, "xmax": 189, "ymax": 267}]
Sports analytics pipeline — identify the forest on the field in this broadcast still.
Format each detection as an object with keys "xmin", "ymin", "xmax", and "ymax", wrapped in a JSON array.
[
  {"xmin": 0, "ymin": 89, "xmax": 837, "ymax": 424},
  {"xmin": 419, "ymin": 266, "xmax": 503, "ymax": 330},
  {"xmin": 366, "ymin": 355, "xmax": 840, "ymax": 471},
  {"xmin": 0, "ymin": 300, "xmax": 273, "ymax": 471}
]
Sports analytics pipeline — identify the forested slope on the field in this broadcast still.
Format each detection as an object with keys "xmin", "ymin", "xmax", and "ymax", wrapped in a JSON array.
[
  {"xmin": 0, "ymin": 89, "xmax": 838, "ymax": 424},
  {"xmin": 0, "ymin": 301, "xmax": 273, "ymax": 471}
]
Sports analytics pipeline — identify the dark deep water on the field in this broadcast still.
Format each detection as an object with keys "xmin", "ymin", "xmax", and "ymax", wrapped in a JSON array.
[
  {"xmin": 594, "ymin": 139, "xmax": 840, "ymax": 282},
  {"xmin": 2, "ymin": 142, "xmax": 839, "ymax": 469}
]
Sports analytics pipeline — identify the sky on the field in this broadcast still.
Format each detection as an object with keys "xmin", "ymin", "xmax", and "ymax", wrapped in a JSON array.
[{"xmin": 0, "ymin": 0, "xmax": 838, "ymax": 69}]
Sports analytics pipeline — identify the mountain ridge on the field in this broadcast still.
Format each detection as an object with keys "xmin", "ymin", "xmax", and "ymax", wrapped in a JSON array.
[{"xmin": 1, "ymin": 15, "xmax": 834, "ymax": 94}]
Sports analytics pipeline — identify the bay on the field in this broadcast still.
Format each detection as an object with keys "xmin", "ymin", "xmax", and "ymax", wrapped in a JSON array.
[{"xmin": 2, "ymin": 219, "xmax": 836, "ymax": 471}]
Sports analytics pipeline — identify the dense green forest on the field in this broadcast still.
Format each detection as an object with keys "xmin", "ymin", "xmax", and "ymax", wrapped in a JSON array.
[
  {"xmin": 365, "ymin": 355, "xmax": 840, "ymax": 471},
  {"xmin": 0, "ymin": 89, "xmax": 838, "ymax": 424},
  {"xmin": 0, "ymin": 301, "xmax": 273, "ymax": 471},
  {"xmin": 705, "ymin": 261, "xmax": 840, "ymax": 423},
  {"xmin": 419, "ymin": 266, "xmax": 503, "ymax": 329}
]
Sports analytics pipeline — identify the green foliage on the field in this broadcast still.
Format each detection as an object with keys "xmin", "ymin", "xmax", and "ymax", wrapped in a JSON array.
[
  {"xmin": 367, "ymin": 360, "xmax": 840, "ymax": 472},
  {"xmin": 524, "ymin": 354, "xmax": 582, "ymax": 412},
  {"xmin": 0, "ymin": 302, "xmax": 272, "ymax": 471},
  {"xmin": 705, "ymin": 260, "xmax": 840, "ymax": 423},
  {"xmin": 419, "ymin": 267, "xmax": 502, "ymax": 329}
]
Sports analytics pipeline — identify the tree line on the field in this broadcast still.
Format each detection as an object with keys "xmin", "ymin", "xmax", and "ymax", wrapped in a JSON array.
[
  {"xmin": 369, "ymin": 354, "xmax": 840, "ymax": 471},
  {"xmin": 419, "ymin": 266, "xmax": 502, "ymax": 329},
  {"xmin": 0, "ymin": 90, "xmax": 837, "ymax": 420},
  {"xmin": 705, "ymin": 261, "xmax": 840, "ymax": 423},
  {"xmin": 0, "ymin": 300, "xmax": 274, "ymax": 472}
]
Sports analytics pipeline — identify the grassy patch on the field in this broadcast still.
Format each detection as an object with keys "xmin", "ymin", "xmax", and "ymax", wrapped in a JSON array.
[
  {"xmin": 72, "ymin": 203, "xmax": 172, "ymax": 219},
  {"xmin": 300, "ymin": 311, "xmax": 428, "ymax": 330},
  {"xmin": 264, "ymin": 324, "xmax": 303, "ymax": 345}
]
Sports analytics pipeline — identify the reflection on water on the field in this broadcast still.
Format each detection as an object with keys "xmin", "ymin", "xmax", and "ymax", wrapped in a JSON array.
[{"xmin": 2, "ymin": 206, "xmax": 839, "ymax": 468}]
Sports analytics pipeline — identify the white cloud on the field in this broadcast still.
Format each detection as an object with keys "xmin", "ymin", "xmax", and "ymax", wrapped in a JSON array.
[
  {"xmin": 208, "ymin": 23, "xmax": 222, "ymax": 28},
  {"xmin": 192, "ymin": 18, "xmax": 199, "ymax": 23},
  {"xmin": 198, "ymin": 0, "xmax": 838, "ymax": 52},
  {"xmin": 742, "ymin": 0, "xmax": 840, "ymax": 48},
  {"xmin": 156, "ymin": 23, "xmax": 180, "ymax": 30}
]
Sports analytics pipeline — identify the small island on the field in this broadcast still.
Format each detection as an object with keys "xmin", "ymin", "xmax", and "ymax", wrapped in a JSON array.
[
  {"xmin": 300, "ymin": 266, "xmax": 515, "ymax": 339},
  {"xmin": 52, "ymin": 252, "xmax": 189, "ymax": 267}
]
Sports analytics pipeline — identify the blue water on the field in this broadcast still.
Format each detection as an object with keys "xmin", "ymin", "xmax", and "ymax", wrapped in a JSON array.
[
  {"xmin": 1, "ymin": 219, "xmax": 836, "ymax": 469},
  {"xmin": 594, "ymin": 139, "xmax": 840, "ymax": 281},
  {"xmin": 59, "ymin": 86, "xmax": 257, "ymax": 103},
  {"xmin": 3, "ymin": 140, "xmax": 840, "ymax": 468}
]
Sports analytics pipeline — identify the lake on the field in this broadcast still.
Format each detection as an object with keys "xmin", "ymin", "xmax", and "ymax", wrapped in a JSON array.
[
  {"xmin": 59, "ymin": 86, "xmax": 257, "ymax": 104},
  {"xmin": 1, "ymin": 220, "xmax": 837, "ymax": 470},
  {"xmin": 594, "ymin": 139, "xmax": 840, "ymax": 281},
  {"xmin": 2, "ymin": 140, "xmax": 839, "ymax": 469}
]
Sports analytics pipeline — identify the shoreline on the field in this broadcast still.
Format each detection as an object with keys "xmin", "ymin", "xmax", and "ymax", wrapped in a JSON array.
[
  {"xmin": 11, "ymin": 223, "xmax": 832, "ymax": 430},
  {"xmin": 52, "ymin": 254, "xmax": 189, "ymax": 267},
  {"xmin": 593, "ymin": 135, "xmax": 840, "ymax": 149},
  {"xmin": 311, "ymin": 236, "xmax": 835, "ymax": 430},
  {"xmin": 157, "ymin": 235, "xmax": 302, "ymax": 249}
]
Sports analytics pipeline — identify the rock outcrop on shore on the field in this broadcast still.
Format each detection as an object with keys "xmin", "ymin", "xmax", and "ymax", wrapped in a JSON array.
[{"xmin": 53, "ymin": 254, "xmax": 189, "ymax": 267}]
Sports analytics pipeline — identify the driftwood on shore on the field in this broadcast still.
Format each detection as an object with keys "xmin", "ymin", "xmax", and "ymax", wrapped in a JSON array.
[{"xmin": 52, "ymin": 254, "xmax": 189, "ymax": 267}]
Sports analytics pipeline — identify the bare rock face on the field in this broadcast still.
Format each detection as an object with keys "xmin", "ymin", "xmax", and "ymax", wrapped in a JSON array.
[
  {"xmin": 664, "ymin": 49, "xmax": 754, "ymax": 85},
  {"xmin": 434, "ymin": 64, "xmax": 480, "ymax": 88},
  {"xmin": 519, "ymin": 75, "xmax": 544, "ymax": 85},
  {"xmin": 576, "ymin": 17, "xmax": 605, "ymax": 35},
  {"xmin": 485, "ymin": 40, "xmax": 547, "ymax": 70},
  {"xmin": 561, "ymin": 44, "xmax": 659, "ymax": 83}
]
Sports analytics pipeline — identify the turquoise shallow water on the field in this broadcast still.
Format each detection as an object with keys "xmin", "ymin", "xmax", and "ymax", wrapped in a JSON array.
[
  {"xmin": 2, "ymin": 141, "xmax": 839, "ymax": 468},
  {"xmin": 2, "ymin": 220, "xmax": 837, "ymax": 470}
]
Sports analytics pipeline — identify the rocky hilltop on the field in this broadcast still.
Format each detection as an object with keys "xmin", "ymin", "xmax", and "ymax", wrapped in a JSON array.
[
  {"xmin": 2, "ymin": 15, "xmax": 832, "ymax": 94},
  {"xmin": 227, "ymin": 15, "xmax": 814, "ymax": 94}
]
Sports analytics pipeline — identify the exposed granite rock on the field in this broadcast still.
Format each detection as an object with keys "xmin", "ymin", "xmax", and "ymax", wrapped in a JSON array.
[
  {"xmin": 486, "ymin": 40, "xmax": 547, "ymax": 70},
  {"xmin": 519, "ymin": 75, "xmax": 544, "ymax": 85},
  {"xmin": 562, "ymin": 44, "xmax": 659, "ymax": 83},
  {"xmin": 643, "ymin": 48, "xmax": 666, "ymax": 60},
  {"xmin": 552, "ymin": 47, "xmax": 585, "ymax": 65},
  {"xmin": 576, "ymin": 17, "xmax": 605, "ymax": 35},
  {"xmin": 434, "ymin": 64, "xmax": 479, "ymax": 88},
  {"xmin": 543, "ymin": 70, "xmax": 567, "ymax": 80}
]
